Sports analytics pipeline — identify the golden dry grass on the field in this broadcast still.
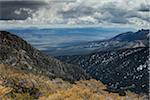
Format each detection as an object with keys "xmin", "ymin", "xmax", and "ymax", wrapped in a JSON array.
[
  {"xmin": 0, "ymin": 64, "xmax": 147, "ymax": 100},
  {"xmin": 41, "ymin": 79, "xmax": 145, "ymax": 100}
]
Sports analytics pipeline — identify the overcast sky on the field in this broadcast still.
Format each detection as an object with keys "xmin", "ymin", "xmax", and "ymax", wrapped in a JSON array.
[{"xmin": 0, "ymin": 0, "xmax": 149, "ymax": 29}]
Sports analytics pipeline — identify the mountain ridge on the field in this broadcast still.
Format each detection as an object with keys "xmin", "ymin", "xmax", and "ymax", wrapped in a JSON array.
[
  {"xmin": 110, "ymin": 29, "xmax": 149, "ymax": 41},
  {"xmin": 0, "ymin": 31, "xmax": 90, "ymax": 82},
  {"xmin": 48, "ymin": 29, "xmax": 149, "ymax": 56},
  {"xmin": 87, "ymin": 29, "xmax": 149, "ymax": 54}
]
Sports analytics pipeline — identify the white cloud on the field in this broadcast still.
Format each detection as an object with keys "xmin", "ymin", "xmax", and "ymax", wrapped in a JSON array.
[
  {"xmin": 14, "ymin": 8, "xmax": 33, "ymax": 15},
  {"xmin": 128, "ymin": 17, "xmax": 150, "ymax": 28},
  {"xmin": 0, "ymin": 0, "xmax": 149, "ymax": 29}
]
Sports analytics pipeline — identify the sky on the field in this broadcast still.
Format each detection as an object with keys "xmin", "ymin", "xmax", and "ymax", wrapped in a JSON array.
[{"xmin": 0, "ymin": 0, "xmax": 149, "ymax": 29}]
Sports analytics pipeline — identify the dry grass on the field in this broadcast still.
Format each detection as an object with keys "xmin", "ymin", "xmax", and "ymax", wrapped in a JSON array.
[
  {"xmin": 0, "ymin": 64, "xmax": 147, "ymax": 100},
  {"xmin": 41, "ymin": 79, "xmax": 145, "ymax": 100}
]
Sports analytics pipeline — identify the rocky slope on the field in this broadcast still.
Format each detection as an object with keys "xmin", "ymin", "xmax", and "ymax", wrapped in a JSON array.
[
  {"xmin": 58, "ymin": 47, "xmax": 149, "ymax": 94},
  {"xmin": 0, "ymin": 31, "xmax": 90, "ymax": 82},
  {"xmin": 0, "ymin": 64, "xmax": 147, "ymax": 100}
]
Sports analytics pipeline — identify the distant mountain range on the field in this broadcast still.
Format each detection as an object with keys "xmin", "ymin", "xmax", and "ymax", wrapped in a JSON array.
[
  {"xmin": 43, "ymin": 29, "xmax": 149, "ymax": 56},
  {"xmin": 111, "ymin": 29, "xmax": 149, "ymax": 41},
  {"xmin": 92, "ymin": 29, "xmax": 149, "ymax": 53},
  {"xmin": 0, "ymin": 31, "xmax": 90, "ymax": 82},
  {"xmin": 57, "ymin": 29, "xmax": 149, "ymax": 94}
]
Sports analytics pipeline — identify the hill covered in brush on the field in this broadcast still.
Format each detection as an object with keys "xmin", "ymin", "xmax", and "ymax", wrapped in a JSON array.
[
  {"xmin": 58, "ymin": 47, "xmax": 149, "ymax": 94},
  {"xmin": 0, "ymin": 64, "xmax": 147, "ymax": 100}
]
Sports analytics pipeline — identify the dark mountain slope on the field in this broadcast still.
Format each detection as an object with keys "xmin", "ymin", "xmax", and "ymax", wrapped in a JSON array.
[
  {"xmin": 0, "ymin": 31, "xmax": 90, "ymax": 82},
  {"xmin": 111, "ymin": 29, "xmax": 149, "ymax": 41},
  {"xmin": 89, "ymin": 29, "xmax": 149, "ymax": 53},
  {"xmin": 58, "ymin": 47, "xmax": 149, "ymax": 94}
]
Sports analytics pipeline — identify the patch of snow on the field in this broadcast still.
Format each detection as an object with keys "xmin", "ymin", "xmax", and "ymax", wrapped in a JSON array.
[{"xmin": 137, "ymin": 64, "xmax": 146, "ymax": 71}]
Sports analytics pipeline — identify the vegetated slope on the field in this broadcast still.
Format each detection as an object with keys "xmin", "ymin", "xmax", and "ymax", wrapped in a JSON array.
[
  {"xmin": 58, "ymin": 47, "xmax": 149, "ymax": 94},
  {"xmin": 0, "ymin": 31, "xmax": 89, "ymax": 82},
  {"xmin": 0, "ymin": 64, "xmax": 147, "ymax": 100}
]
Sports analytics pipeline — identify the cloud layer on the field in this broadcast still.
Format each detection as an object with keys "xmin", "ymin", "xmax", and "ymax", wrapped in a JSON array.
[{"xmin": 0, "ymin": 0, "xmax": 149, "ymax": 28}]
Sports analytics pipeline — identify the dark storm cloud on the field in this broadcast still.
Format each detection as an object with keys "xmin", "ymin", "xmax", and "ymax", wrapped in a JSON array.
[
  {"xmin": 99, "ymin": 4, "xmax": 129, "ymax": 24},
  {"xmin": 0, "ymin": 0, "xmax": 47, "ymax": 20},
  {"xmin": 59, "ymin": 2, "xmax": 130, "ymax": 24},
  {"xmin": 60, "ymin": 7, "xmax": 94, "ymax": 18},
  {"xmin": 98, "ymin": 2, "xmax": 150, "ymax": 24},
  {"xmin": 138, "ymin": 4, "xmax": 150, "ymax": 12}
]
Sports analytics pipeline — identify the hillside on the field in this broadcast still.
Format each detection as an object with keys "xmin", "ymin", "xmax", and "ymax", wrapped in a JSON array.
[
  {"xmin": 0, "ymin": 64, "xmax": 147, "ymax": 100},
  {"xmin": 0, "ymin": 31, "xmax": 90, "ymax": 82},
  {"xmin": 0, "ymin": 30, "xmax": 149, "ymax": 99},
  {"xmin": 58, "ymin": 47, "xmax": 149, "ymax": 94}
]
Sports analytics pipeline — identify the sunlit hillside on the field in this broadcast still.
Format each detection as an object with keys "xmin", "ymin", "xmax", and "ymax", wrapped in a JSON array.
[{"xmin": 0, "ymin": 64, "xmax": 147, "ymax": 100}]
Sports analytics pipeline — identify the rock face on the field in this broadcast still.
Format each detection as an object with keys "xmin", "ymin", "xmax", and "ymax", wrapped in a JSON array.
[
  {"xmin": 0, "ymin": 31, "xmax": 90, "ymax": 82},
  {"xmin": 58, "ymin": 47, "xmax": 149, "ymax": 94}
]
